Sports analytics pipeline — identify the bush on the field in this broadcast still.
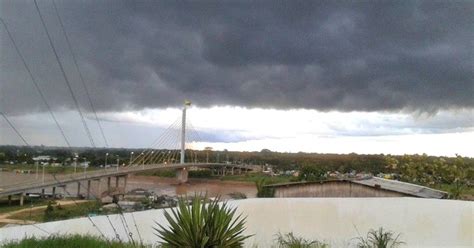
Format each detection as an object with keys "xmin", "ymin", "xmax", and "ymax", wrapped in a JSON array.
[
  {"xmin": 356, "ymin": 227, "xmax": 404, "ymax": 248},
  {"xmin": 189, "ymin": 170, "xmax": 212, "ymax": 178},
  {"xmin": 43, "ymin": 201, "xmax": 54, "ymax": 222},
  {"xmin": 0, "ymin": 234, "xmax": 137, "ymax": 248},
  {"xmin": 256, "ymin": 178, "xmax": 275, "ymax": 197},
  {"xmin": 155, "ymin": 195, "xmax": 251, "ymax": 247},
  {"xmin": 41, "ymin": 201, "xmax": 101, "ymax": 222},
  {"xmin": 275, "ymin": 232, "xmax": 328, "ymax": 248}
]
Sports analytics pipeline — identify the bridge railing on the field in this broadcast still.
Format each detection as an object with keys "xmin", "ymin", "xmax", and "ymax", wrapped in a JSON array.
[{"xmin": 0, "ymin": 162, "xmax": 252, "ymax": 194}]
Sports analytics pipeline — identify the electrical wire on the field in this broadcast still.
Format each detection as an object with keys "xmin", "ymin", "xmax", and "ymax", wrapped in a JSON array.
[
  {"xmin": 0, "ymin": 112, "xmax": 30, "ymax": 146},
  {"xmin": 51, "ymin": 0, "xmax": 109, "ymax": 148},
  {"xmin": 34, "ymin": 0, "xmax": 96, "ymax": 148},
  {"xmin": 0, "ymin": 18, "xmax": 72, "ymax": 148}
]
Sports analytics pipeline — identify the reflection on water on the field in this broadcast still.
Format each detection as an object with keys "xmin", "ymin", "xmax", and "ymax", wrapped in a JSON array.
[{"xmin": 127, "ymin": 175, "xmax": 257, "ymax": 199}]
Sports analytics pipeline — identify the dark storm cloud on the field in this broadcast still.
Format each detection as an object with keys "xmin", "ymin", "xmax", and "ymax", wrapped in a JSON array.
[{"xmin": 1, "ymin": 0, "xmax": 473, "ymax": 115}]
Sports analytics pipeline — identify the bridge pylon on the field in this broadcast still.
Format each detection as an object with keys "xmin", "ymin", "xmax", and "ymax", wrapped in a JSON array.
[{"xmin": 180, "ymin": 100, "xmax": 191, "ymax": 164}]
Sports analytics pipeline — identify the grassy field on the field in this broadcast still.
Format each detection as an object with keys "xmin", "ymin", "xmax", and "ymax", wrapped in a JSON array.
[
  {"xmin": 8, "ymin": 201, "xmax": 105, "ymax": 223},
  {"xmin": 0, "ymin": 235, "xmax": 142, "ymax": 248},
  {"xmin": 219, "ymin": 173, "xmax": 296, "ymax": 185},
  {"xmin": 0, "ymin": 198, "xmax": 51, "ymax": 214}
]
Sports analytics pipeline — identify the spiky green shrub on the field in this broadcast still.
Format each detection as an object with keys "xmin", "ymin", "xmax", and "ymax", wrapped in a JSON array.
[
  {"xmin": 275, "ymin": 232, "xmax": 328, "ymax": 248},
  {"xmin": 155, "ymin": 196, "xmax": 251, "ymax": 247},
  {"xmin": 356, "ymin": 227, "xmax": 404, "ymax": 248}
]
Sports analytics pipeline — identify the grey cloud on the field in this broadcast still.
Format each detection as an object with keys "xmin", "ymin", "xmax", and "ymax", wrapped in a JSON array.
[{"xmin": 1, "ymin": 0, "xmax": 473, "ymax": 115}]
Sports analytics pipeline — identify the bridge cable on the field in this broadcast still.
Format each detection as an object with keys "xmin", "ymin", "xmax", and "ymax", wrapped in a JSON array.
[
  {"xmin": 146, "ymin": 126, "xmax": 179, "ymax": 164},
  {"xmin": 187, "ymin": 120, "xmax": 204, "ymax": 163},
  {"xmin": 144, "ymin": 121, "xmax": 180, "ymax": 164},
  {"xmin": 186, "ymin": 121, "xmax": 200, "ymax": 163},
  {"xmin": 34, "ymin": 0, "xmax": 96, "ymax": 148},
  {"xmin": 130, "ymin": 118, "xmax": 180, "ymax": 166},
  {"xmin": 51, "ymin": 0, "xmax": 109, "ymax": 148},
  {"xmin": 151, "ymin": 122, "xmax": 182, "ymax": 164},
  {"xmin": 0, "ymin": 18, "xmax": 72, "ymax": 149},
  {"xmin": 132, "ymin": 117, "xmax": 181, "ymax": 166},
  {"xmin": 148, "ymin": 132, "xmax": 179, "ymax": 164},
  {"xmin": 164, "ymin": 128, "xmax": 181, "ymax": 164}
]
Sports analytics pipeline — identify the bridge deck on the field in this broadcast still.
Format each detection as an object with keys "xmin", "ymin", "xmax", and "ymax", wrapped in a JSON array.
[{"xmin": 0, "ymin": 163, "xmax": 253, "ymax": 197}]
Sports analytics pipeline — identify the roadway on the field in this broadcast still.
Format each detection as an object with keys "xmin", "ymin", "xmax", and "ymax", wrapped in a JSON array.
[{"xmin": 0, "ymin": 163, "xmax": 254, "ymax": 198}]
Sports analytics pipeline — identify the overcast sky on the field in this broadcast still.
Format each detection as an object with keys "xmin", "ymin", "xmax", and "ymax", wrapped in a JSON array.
[{"xmin": 1, "ymin": 1, "xmax": 473, "ymax": 156}]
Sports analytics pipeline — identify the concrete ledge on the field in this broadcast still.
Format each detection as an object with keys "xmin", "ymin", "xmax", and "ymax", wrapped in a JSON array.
[{"xmin": 0, "ymin": 198, "xmax": 472, "ymax": 247}]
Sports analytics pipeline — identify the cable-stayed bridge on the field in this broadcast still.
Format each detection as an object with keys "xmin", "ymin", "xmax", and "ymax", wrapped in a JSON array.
[
  {"xmin": 0, "ymin": 4, "xmax": 256, "ymax": 207},
  {"xmin": 0, "ymin": 103, "xmax": 255, "ymax": 205}
]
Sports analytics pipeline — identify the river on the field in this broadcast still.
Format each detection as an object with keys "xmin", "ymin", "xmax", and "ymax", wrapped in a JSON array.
[{"xmin": 0, "ymin": 172, "xmax": 257, "ymax": 199}]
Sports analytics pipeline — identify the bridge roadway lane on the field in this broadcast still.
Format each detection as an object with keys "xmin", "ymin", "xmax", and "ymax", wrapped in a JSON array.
[{"xmin": 0, "ymin": 163, "xmax": 252, "ymax": 197}]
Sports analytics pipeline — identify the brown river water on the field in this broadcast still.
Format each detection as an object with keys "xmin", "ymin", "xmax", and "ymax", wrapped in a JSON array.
[{"xmin": 0, "ymin": 172, "xmax": 257, "ymax": 199}]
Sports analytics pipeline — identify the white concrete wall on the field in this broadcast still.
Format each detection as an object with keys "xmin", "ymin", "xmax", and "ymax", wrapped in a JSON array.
[{"xmin": 0, "ymin": 198, "xmax": 472, "ymax": 247}]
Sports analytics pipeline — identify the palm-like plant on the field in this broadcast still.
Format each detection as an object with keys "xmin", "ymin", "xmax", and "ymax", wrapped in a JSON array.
[{"xmin": 155, "ymin": 195, "xmax": 251, "ymax": 247}]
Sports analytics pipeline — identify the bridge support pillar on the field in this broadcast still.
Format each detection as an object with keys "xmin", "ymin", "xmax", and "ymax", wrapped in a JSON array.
[
  {"xmin": 77, "ymin": 182, "xmax": 81, "ymax": 197},
  {"xmin": 97, "ymin": 179, "xmax": 101, "ymax": 199},
  {"xmin": 123, "ymin": 175, "xmax": 128, "ymax": 191},
  {"xmin": 107, "ymin": 177, "xmax": 111, "ymax": 192},
  {"xmin": 231, "ymin": 167, "xmax": 234, "ymax": 175},
  {"xmin": 19, "ymin": 192, "xmax": 25, "ymax": 206},
  {"xmin": 87, "ymin": 180, "xmax": 91, "ymax": 199},
  {"xmin": 8, "ymin": 195, "xmax": 12, "ymax": 205},
  {"xmin": 176, "ymin": 168, "xmax": 188, "ymax": 184},
  {"xmin": 52, "ymin": 187, "xmax": 56, "ymax": 199},
  {"xmin": 115, "ymin": 176, "xmax": 120, "ymax": 188}
]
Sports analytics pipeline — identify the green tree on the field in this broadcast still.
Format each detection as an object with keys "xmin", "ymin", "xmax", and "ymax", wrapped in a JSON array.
[
  {"xmin": 43, "ymin": 201, "xmax": 54, "ymax": 222},
  {"xmin": 256, "ymin": 178, "xmax": 275, "ymax": 197},
  {"xmin": 299, "ymin": 165, "xmax": 326, "ymax": 182}
]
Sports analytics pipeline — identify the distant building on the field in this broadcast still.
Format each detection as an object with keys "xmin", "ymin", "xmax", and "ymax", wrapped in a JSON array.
[
  {"xmin": 32, "ymin": 155, "xmax": 58, "ymax": 165},
  {"xmin": 265, "ymin": 176, "xmax": 447, "ymax": 199},
  {"xmin": 80, "ymin": 161, "xmax": 90, "ymax": 168},
  {"xmin": 32, "ymin": 155, "xmax": 55, "ymax": 161}
]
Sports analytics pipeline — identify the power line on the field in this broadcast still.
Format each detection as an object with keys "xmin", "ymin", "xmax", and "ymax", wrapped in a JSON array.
[
  {"xmin": 0, "ymin": 113, "xmax": 51, "ymax": 235},
  {"xmin": 0, "ymin": 18, "xmax": 72, "ymax": 148},
  {"xmin": 34, "ymin": 0, "xmax": 96, "ymax": 148},
  {"xmin": 0, "ymin": 112, "xmax": 30, "ymax": 146},
  {"xmin": 51, "ymin": 0, "xmax": 109, "ymax": 148}
]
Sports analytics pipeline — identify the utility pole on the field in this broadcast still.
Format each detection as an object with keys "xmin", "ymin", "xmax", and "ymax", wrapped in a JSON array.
[
  {"xmin": 42, "ymin": 164, "xmax": 45, "ymax": 184},
  {"xmin": 205, "ymin": 147, "xmax": 212, "ymax": 163},
  {"xmin": 83, "ymin": 158, "xmax": 87, "ymax": 178},
  {"xmin": 129, "ymin": 151, "xmax": 134, "ymax": 166},
  {"xmin": 180, "ymin": 100, "xmax": 191, "ymax": 164}
]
